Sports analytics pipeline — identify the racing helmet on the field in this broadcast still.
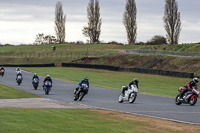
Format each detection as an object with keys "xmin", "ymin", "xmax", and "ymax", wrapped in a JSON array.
[
  {"xmin": 47, "ymin": 75, "xmax": 50, "ymax": 78},
  {"xmin": 193, "ymin": 77, "xmax": 199, "ymax": 84},
  {"xmin": 133, "ymin": 78, "xmax": 139, "ymax": 84},
  {"xmin": 84, "ymin": 76, "xmax": 89, "ymax": 82},
  {"xmin": 34, "ymin": 73, "xmax": 37, "ymax": 76}
]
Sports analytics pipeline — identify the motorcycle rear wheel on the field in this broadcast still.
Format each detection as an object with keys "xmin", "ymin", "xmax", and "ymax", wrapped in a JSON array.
[
  {"xmin": 74, "ymin": 96, "xmax": 78, "ymax": 101},
  {"xmin": 189, "ymin": 96, "xmax": 197, "ymax": 106},
  {"xmin": 74, "ymin": 91, "xmax": 80, "ymax": 101},
  {"xmin": 118, "ymin": 94, "xmax": 124, "ymax": 103},
  {"xmin": 175, "ymin": 94, "xmax": 182, "ymax": 105}
]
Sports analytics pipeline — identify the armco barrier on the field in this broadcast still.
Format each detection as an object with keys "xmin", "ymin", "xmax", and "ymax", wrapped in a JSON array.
[
  {"xmin": 1, "ymin": 63, "xmax": 55, "ymax": 67},
  {"xmin": 62, "ymin": 63, "xmax": 194, "ymax": 78}
]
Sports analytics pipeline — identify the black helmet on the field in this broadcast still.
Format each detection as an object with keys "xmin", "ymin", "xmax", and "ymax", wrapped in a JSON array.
[
  {"xmin": 133, "ymin": 78, "xmax": 139, "ymax": 84},
  {"xmin": 193, "ymin": 77, "xmax": 199, "ymax": 84}
]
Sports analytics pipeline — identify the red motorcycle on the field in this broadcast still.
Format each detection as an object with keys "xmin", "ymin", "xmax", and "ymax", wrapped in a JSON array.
[{"xmin": 175, "ymin": 87, "xmax": 199, "ymax": 106}]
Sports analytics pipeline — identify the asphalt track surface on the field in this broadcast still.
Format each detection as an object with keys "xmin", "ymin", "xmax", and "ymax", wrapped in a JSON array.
[{"xmin": 1, "ymin": 67, "xmax": 200, "ymax": 125}]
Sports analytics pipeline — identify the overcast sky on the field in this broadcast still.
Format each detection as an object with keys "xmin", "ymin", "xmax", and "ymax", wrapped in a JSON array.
[{"xmin": 0, "ymin": 0, "xmax": 199, "ymax": 45}]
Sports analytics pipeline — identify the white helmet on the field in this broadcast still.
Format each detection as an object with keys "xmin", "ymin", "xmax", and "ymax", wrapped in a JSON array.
[
  {"xmin": 47, "ymin": 75, "xmax": 50, "ymax": 78},
  {"xmin": 193, "ymin": 77, "xmax": 199, "ymax": 84}
]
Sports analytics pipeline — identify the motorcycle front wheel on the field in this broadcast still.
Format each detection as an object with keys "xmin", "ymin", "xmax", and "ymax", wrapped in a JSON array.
[
  {"xmin": 45, "ymin": 89, "xmax": 49, "ymax": 95},
  {"xmin": 129, "ymin": 92, "xmax": 137, "ymax": 103},
  {"xmin": 189, "ymin": 96, "xmax": 198, "ymax": 106},
  {"xmin": 79, "ymin": 92, "xmax": 85, "ymax": 101}
]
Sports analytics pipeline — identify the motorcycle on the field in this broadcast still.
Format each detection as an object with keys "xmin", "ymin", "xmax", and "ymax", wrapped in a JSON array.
[
  {"xmin": 16, "ymin": 75, "xmax": 23, "ymax": 85},
  {"xmin": 43, "ymin": 81, "xmax": 52, "ymax": 95},
  {"xmin": 118, "ymin": 85, "xmax": 138, "ymax": 103},
  {"xmin": 74, "ymin": 84, "xmax": 88, "ymax": 101},
  {"xmin": 32, "ymin": 78, "xmax": 39, "ymax": 90},
  {"xmin": 0, "ymin": 69, "xmax": 4, "ymax": 77},
  {"xmin": 175, "ymin": 87, "xmax": 199, "ymax": 106}
]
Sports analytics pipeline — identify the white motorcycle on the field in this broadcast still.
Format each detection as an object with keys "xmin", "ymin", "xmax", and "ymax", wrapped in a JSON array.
[{"xmin": 118, "ymin": 85, "xmax": 138, "ymax": 103}]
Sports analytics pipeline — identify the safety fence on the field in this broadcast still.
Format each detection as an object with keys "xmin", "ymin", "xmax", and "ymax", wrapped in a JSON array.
[
  {"xmin": 125, "ymin": 49, "xmax": 200, "ymax": 57},
  {"xmin": 1, "ymin": 63, "xmax": 55, "ymax": 67},
  {"xmin": 62, "ymin": 63, "xmax": 194, "ymax": 78}
]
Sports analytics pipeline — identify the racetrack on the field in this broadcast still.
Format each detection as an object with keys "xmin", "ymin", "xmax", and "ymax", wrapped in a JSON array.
[{"xmin": 1, "ymin": 67, "xmax": 200, "ymax": 125}]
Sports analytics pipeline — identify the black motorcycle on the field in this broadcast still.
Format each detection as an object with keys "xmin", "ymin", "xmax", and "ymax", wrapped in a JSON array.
[
  {"xmin": 74, "ymin": 84, "xmax": 88, "ymax": 101},
  {"xmin": 32, "ymin": 78, "xmax": 39, "ymax": 90}
]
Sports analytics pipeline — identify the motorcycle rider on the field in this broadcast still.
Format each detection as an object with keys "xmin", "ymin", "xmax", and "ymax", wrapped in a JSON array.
[
  {"xmin": 122, "ymin": 78, "xmax": 139, "ymax": 96},
  {"xmin": 32, "ymin": 73, "xmax": 39, "ymax": 84},
  {"xmin": 74, "ymin": 76, "xmax": 89, "ymax": 94},
  {"xmin": 1, "ymin": 66, "xmax": 5, "ymax": 71},
  {"xmin": 43, "ymin": 75, "xmax": 52, "ymax": 88},
  {"xmin": 179, "ymin": 77, "xmax": 199, "ymax": 100},
  {"xmin": 16, "ymin": 67, "xmax": 21, "ymax": 73}
]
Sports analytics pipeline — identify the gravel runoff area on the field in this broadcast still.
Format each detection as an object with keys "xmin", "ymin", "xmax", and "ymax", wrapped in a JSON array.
[{"xmin": 0, "ymin": 98, "xmax": 91, "ymax": 109}]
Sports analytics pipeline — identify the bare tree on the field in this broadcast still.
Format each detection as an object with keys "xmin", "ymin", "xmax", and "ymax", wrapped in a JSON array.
[
  {"xmin": 163, "ymin": 0, "xmax": 181, "ymax": 44},
  {"xmin": 123, "ymin": 0, "xmax": 137, "ymax": 45},
  {"xmin": 83, "ymin": 0, "xmax": 102, "ymax": 43},
  {"xmin": 55, "ymin": 1, "xmax": 66, "ymax": 44}
]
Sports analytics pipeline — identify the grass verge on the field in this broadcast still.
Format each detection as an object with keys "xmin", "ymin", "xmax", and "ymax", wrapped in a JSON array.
[
  {"xmin": 23, "ymin": 67, "xmax": 190, "ymax": 98},
  {"xmin": 0, "ymin": 83, "xmax": 39, "ymax": 99},
  {"xmin": 0, "ymin": 108, "xmax": 200, "ymax": 133}
]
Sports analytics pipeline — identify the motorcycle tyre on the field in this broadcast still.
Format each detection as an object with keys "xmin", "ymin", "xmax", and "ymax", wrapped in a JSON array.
[
  {"xmin": 175, "ymin": 94, "xmax": 182, "ymax": 105},
  {"xmin": 79, "ymin": 92, "xmax": 85, "ymax": 101},
  {"xmin": 34, "ymin": 84, "xmax": 38, "ymax": 90},
  {"xmin": 189, "ymin": 96, "xmax": 198, "ymax": 106},
  {"xmin": 45, "ymin": 89, "xmax": 49, "ymax": 95},
  {"xmin": 17, "ymin": 81, "xmax": 21, "ymax": 85},
  {"xmin": 129, "ymin": 92, "xmax": 137, "ymax": 103},
  {"xmin": 74, "ymin": 95, "xmax": 78, "ymax": 101},
  {"xmin": 118, "ymin": 94, "xmax": 124, "ymax": 103}
]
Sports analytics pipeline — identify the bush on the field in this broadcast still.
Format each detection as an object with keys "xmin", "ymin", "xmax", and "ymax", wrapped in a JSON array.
[{"xmin": 147, "ymin": 35, "xmax": 167, "ymax": 45}]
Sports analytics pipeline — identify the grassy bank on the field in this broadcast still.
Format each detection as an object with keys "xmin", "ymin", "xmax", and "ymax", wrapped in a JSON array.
[
  {"xmin": 0, "ymin": 83, "xmax": 39, "ymax": 99},
  {"xmin": 1, "ymin": 43, "xmax": 200, "ymax": 75},
  {"xmin": 1, "ymin": 108, "xmax": 200, "ymax": 133},
  {"xmin": 72, "ymin": 54, "xmax": 200, "ymax": 76},
  {"xmin": 23, "ymin": 67, "xmax": 189, "ymax": 98}
]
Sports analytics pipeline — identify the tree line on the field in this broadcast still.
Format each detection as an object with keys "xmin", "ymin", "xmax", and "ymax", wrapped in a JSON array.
[{"xmin": 35, "ymin": 0, "xmax": 181, "ymax": 45}]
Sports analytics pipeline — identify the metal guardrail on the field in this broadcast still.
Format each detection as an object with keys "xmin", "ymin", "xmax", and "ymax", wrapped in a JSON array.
[{"xmin": 125, "ymin": 49, "xmax": 200, "ymax": 57}]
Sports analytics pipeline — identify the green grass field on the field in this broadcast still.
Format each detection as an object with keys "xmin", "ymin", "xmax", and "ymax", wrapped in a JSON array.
[
  {"xmin": 1, "ymin": 108, "xmax": 199, "ymax": 133},
  {"xmin": 23, "ymin": 67, "xmax": 190, "ymax": 97},
  {"xmin": 0, "ymin": 83, "xmax": 39, "ymax": 99},
  {"xmin": 0, "ymin": 109, "xmax": 138, "ymax": 133}
]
